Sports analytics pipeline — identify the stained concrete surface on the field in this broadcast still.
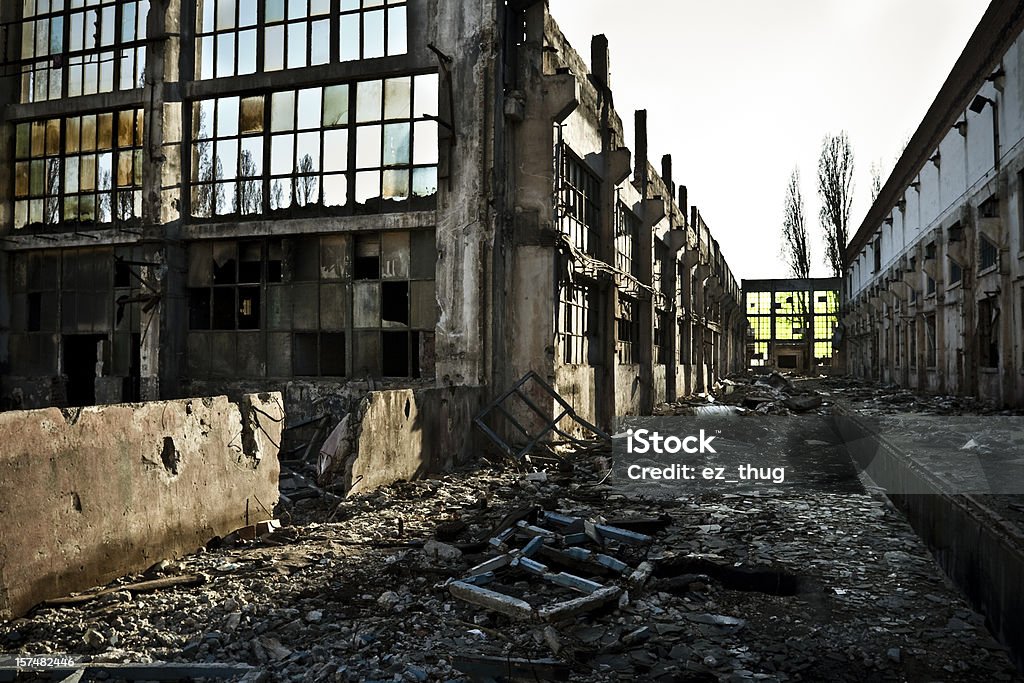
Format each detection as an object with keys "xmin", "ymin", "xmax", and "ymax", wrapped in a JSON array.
[{"xmin": 0, "ymin": 393, "xmax": 282, "ymax": 621}]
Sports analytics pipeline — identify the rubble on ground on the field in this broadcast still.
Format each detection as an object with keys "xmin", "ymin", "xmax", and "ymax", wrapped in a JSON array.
[{"xmin": 2, "ymin": 447, "xmax": 1020, "ymax": 682}]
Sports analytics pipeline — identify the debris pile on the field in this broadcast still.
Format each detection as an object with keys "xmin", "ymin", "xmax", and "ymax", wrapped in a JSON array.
[{"xmin": 2, "ymin": 457, "xmax": 1020, "ymax": 682}]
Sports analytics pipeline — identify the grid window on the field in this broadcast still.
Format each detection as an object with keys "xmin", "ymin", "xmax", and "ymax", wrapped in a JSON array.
[
  {"xmin": 813, "ymin": 315, "xmax": 837, "ymax": 341},
  {"xmin": 747, "ymin": 291, "xmax": 772, "ymax": 315},
  {"xmin": 559, "ymin": 283, "xmax": 589, "ymax": 365},
  {"xmin": 14, "ymin": 110, "xmax": 144, "ymax": 230},
  {"xmin": 20, "ymin": 0, "xmax": 149, "ymax": 103},
  {"xmin": 616, "ymin": 203, "xmax": 639, "ymax": 277},
  {"xmin": 775, "ymin": 316, "xmax": 804, "ymax": 340},
  {"xmin": 190, "ymin": 74, "xmax": 438, "ymax": 218},
  {"xmin": 749, "ymin": 317, "xmax": 771, "ymax": 341},
  {"xmin": 557, "ymin": 146, "xmax": 600, "ymax": 257},
  {"xmin": 617, "ymin": 296, "xmax": 640, "ymax": 364},
  {"xmin": 339, "ymin": 0, "xmax": 408, "ymax": 61},
  {"xmin": 979, "ymin": 235, "xmax": 999, "ymax": 272},
  {"xmin": 196, "ymin": 0, "xmax": 407, "ymax": 79},
  {"xmin": 813, "ymin": 290, "xmax": 838, "ymax": 315}
]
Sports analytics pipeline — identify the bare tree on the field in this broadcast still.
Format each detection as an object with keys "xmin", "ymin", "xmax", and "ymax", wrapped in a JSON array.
[
  {"xmin": 781, "ymin": 168, "xmax": 811, "ymax": 279},
  {"xmin": 237, "ymin": 150, "xmax": 263, "ymax": 215},
  {"xmin": 870, "ymin": 161, "xmax": 883, "ymax": 204},
  {"xmin": 818, "ymin": 132, "xmax": 855, "ymax": 278},
  {"xmin": 296, "ymin": 154, "xmax": 318, "ymax": 207}
]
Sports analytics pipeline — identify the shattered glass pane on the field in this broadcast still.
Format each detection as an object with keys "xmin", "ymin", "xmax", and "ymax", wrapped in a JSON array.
[
  {"xmin": 356, "ymin": 171, "xmax": 380, "ymax": 204},
  {"xmin": 382, "ymin": 169, "xmax": 409, "ymax": 200},
  {"xmin": 322, "ymin": 173, "xmax": 348, "ymax": 207},
  {"xmin": 412, "ymin": 167, "xmax": 437, "ymax": 197},
  {"xmin": 323, "ymin": 85, "xmax": 350, "ymax": 127}
]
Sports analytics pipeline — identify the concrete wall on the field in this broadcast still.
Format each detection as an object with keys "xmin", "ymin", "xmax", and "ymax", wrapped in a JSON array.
[
  {"xmin": 321, "ymin": 386, "xmax": 484, "ymax": 495},
  {"xmin": 0, "ymin": 393, "xmax": 282, "ymax": 620}
]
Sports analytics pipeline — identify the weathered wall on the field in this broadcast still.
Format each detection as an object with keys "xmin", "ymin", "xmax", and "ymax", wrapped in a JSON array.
[
  {"xmin": 323, "ymin": 386, "xmax": 484, "ymax": 496},
  {"xmin": 0, "ymin": 393, "xmax": 282, "ymax": 620}
]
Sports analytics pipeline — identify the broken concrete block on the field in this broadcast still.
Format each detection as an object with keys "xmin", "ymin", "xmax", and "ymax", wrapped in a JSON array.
[
  {"xmin": 537, "ymin": 585, "xmax": 622, "ymax": 622},
  {"xmin": 448, "ymin": 581, "xmax": 535, "ymax": 620},
  {"xmin": 423, "ymin": 540, "xmax": 463, "ymax": 562}
]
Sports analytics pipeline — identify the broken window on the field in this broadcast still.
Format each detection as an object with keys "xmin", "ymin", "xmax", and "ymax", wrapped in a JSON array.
[
  {"xmin": 14, "ymin": 109, "xmax": 144, "ymax": 230},
  {"xmin": 189, "ymin": 74, "xmax": 438, "ymax": 218},
  {"xmin": 654, "ymin": 310, "xmax": 669, "ymax": 365},
  {"xmin": 926, "ymin": 276, "xmax": 936, "ymax": 297},
  {"xmin": 187, "ymin": 230, "xmax": 435, "ymax": 379},
  {"xmin": 977, "ymin": 298, "xmax": 999, "ymax": 368},
  {"xmin": 617, "ymin": 296, "xmax": 639, "ymax": 365},
  {"xmin": 979, "ymin": 235, "xmax": 999, "ymax": 272},
  {"xmin": 19, "ymin": 0, "xmax": 149, "ymax": 104},
  {"xmin": 873, "ymin": 238, "xmax": 882, "ymax": 273}
]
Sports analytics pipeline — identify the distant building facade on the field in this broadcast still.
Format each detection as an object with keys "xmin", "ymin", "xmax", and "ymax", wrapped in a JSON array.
[
  {"xmin": 844, "ymin": 1, "xmax": 1024, "ymax": 407},
  {"xmin": 743, "ymin": 278, "xmax": 840, "ymax": 373}
]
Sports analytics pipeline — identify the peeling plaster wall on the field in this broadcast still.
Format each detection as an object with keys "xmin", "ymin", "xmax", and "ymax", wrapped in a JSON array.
[{"xmin": 0, "ymin": 393, "xmax": 282, "ymax": 620}]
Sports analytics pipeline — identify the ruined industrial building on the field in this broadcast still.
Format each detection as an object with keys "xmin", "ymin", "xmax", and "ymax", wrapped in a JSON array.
[
  {"xmin": 844, "ymin": 1, "xmax": 1024, "ymax": 408},
  {"xmin": 1, "ymin": 1, "xmax": 1024, "ymax": 682}
]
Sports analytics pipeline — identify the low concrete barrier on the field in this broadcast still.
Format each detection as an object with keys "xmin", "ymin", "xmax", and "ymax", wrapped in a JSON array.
[
  {"xmin": 320, "ymin": 386, "xmax": 484, "ymax": 495},
  {"xmin": 0, "ymin": 393, "xmax": 282, "ymax": 620},
  {"xmin": 833, "ymin": 407, "xmax": 1024, "ymax": 670}
]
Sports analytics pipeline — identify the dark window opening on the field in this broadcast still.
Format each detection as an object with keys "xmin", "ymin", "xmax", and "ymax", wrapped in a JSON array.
[
  {"xmin": 949, "ymin": 258, "xmax": 962, "ymax": 285},
  {"xmin": 355, "ymin": 235, "xmax": 381, "ymax": 279},
  {"xmin": 979, "ymin": 195, "xmax": 1000, "ymax": 218},
  {"xmin": 978, "ymin": 298, "xmax": 999, "ymax": 368},
  {"xmin": 873, "ymin": 238, "xmax": 882, "ymax": 272},
  {"xmin": 213, "ymin": 256, "xmax": 237, "ymax": 284},
  {"xmin": 212, "ymin": 288, "xmax": 236, "ymax": 329},
  {"xmin": 382, "ymin": 331, "xmax": 410, "ymax": 377},
  {"xmin": 924, "ymin": 242, "xmax": 936, "ymax": 260},
  {"xmin": 238, "ymin": 241, "xmax": 262, "ymax": 283},
  {"xmin": 382, "ymin": 281, "xmax": 409, "ymax": 326},
  {"xmin": 320, "ymin": 333, "xmax": 346, "ymax": 376},
  {"xmin": 114, "ymin": 259, "xmax": 132, "ymax": 288}
]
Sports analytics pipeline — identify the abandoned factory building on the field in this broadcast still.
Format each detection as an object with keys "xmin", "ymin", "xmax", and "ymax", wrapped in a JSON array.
[
  {"xmin": 0, "ymin": 0, "xmax": 745, "ymax": 440},
  {"xmin": 845, "ymin": 1, "xmax": 1024, "ymax": 408}
]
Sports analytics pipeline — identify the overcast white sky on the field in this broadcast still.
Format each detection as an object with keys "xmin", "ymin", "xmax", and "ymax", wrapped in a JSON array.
[{"xmin": 548, "ymin": 0, "xmax": 991, "ymax": 281}]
